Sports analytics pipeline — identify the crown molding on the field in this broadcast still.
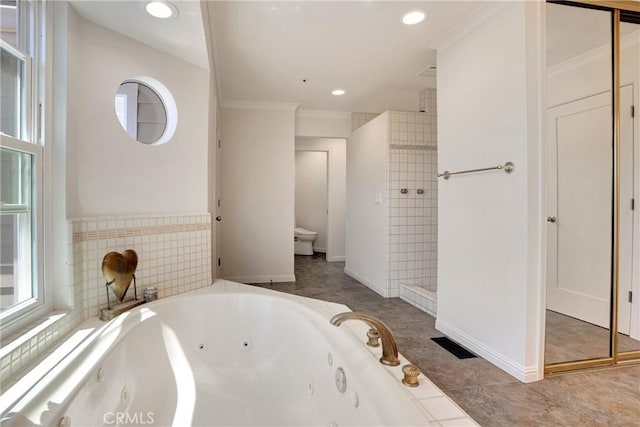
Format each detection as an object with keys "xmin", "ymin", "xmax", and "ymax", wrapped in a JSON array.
[
  {"xmin": 430, "ymin": 1, "xmax": 511, "ymax": 54},
  {"xmin": 222, "ymin": 100, "xmax": 300, "ymax": 111},
  {"xmin": 548, "ymin": 30, "xmax": 640, "ymax": 78}
]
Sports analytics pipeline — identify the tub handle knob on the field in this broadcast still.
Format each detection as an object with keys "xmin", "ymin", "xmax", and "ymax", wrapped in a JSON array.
[
  {"xmin": 366, "ymin": 328, "xmax": 380, "ymax": 347},
  {"xmin": 402, "ymin": 364, "xmax": 420, "ymax": 387}
]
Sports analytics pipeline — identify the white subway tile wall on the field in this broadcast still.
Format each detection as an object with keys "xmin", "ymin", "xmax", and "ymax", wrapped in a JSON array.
[
  {"xmin": 387, "ymin": 89, "xmax": 438, "ymax": 301},
  {"xmin": 0, "ymin": 213, "xmax": 212, "ymax": 389},
  {"xmin": 351, "ymin": 112, "xmax": 380, "ymax": 131}
]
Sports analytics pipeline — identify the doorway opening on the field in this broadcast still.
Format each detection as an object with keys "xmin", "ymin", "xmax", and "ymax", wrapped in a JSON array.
[{"xmin": 295, "ymin": 137, "xmax": 347, "ymax": 263}]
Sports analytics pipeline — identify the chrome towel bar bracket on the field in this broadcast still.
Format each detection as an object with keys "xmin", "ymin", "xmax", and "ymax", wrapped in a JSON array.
[{"xmin": 438, "ymin": 161, "xmax": 515, "ymax": 180}]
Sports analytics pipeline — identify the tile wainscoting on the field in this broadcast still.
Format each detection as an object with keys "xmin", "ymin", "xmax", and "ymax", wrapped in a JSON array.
[{"xmin": 72, "ymin": 213, "xmax": 212, "ymax": 318}]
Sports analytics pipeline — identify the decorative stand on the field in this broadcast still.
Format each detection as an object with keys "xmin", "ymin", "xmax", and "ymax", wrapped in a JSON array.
[{"xmin": 99, "ymin": 250, "xmax": 145, "ymax": 321}]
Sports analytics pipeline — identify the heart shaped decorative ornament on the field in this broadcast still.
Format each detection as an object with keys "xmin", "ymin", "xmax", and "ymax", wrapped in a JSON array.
[{"xmin": 102, "ymin": 250, "xmax": 138, "ymax": 302}]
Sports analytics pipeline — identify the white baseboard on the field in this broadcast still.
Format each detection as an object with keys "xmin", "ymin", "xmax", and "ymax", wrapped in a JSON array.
[
  {"xmin": 313, "ymin": 247, "xmax": 327, "ymax": 253},
  {"xmin": 326, "ymin": 255, "xmax": 345, "ymax": 262},
  {"xmin": 435, "ymin": 319, "xmax": 541, "ymax": 383},
  {"xmin": 344, "ymin": 268, "xmax": 388, "ymax": 298},
  {"xmin": 223, "ymin": 274, "xmax": 296, "ymax": 284}
]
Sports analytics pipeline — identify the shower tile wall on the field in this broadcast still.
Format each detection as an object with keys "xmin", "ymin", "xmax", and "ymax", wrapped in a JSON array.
[
  {"xmin": 419, "ymin": 88, "xmax": 436, "ymax": 113},
  {"xmin": 387, "ymin": 91, "xmax": 438, "ymax": 298},
  {"xmin": 351, "ymin": 112, "xmax": 380, "ymax": 131}
]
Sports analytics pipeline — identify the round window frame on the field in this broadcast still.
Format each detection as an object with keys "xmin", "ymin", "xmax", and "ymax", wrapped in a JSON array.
[{"xmin": 117, "ymin": 76, "xmax": 178, "ymax": 146}]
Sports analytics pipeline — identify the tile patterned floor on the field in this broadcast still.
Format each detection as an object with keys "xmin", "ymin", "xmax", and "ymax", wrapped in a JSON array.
[{"xmin": 253, "ymin": 254, "xmax": 640, "ymax": 427}]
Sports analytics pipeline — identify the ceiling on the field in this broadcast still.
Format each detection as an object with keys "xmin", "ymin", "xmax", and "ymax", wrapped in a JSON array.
[
  {"xmin": 66, "ymin": 1, "xmax": 639, "ymax": 113},
  {"xmin": 68, "ymin": 0, "xmax": 209, "ymax": 70},
  {"xmin": 207, "ymin": 1, "xmax": 486, "ymax": 112},
  {"xmin": 65, "ymin": 1, "xmax": 487, "ymax": 112}
]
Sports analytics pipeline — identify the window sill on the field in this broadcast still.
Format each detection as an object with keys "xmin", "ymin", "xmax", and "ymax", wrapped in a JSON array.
[
  {"xmin": 1, "ymin": 310, "xmax": 73, "ymax": 390},
  {"xmin": 0, "ymin": 311, "xmax": 66, "ymax": 357},
  {"xmin": 0, "ymin": 313, "xmax": 101, "ymax": 415}
]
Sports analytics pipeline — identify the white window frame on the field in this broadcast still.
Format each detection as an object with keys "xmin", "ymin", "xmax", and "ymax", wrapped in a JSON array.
[{"xmin": 0, "ymin": 0, "xmax": 49, "ymax": 337}]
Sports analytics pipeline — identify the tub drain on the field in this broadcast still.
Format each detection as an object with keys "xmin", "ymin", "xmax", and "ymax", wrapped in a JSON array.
[{"xmin": 241, "ymin": 339, "xmax": 252, "ymax": 350}]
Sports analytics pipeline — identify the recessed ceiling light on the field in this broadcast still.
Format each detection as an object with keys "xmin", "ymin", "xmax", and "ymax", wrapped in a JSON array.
[
  {"xmin": 331, "ymin": 89, "xmax": 345, "ymax": 96},
  {"xmin": 402, "ymin": 10, "xmax": 426, "ymax": 25},
  {"xmin": 145, "ymin": 1, "xmax": 177, "ymax": 19}
]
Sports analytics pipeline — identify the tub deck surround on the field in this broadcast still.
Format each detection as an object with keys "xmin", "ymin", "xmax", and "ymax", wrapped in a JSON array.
[{"xmin": 1, "ymin": 281, "xmax": 478, "ymax": 426}]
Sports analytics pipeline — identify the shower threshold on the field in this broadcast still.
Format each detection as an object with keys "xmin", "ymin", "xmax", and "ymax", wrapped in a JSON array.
[{"xmin": 399, "ymin": 285, "xmax": 437, "ymax": 317}]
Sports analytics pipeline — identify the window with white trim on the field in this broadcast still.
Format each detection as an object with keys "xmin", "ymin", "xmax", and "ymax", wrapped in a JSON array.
[{"xmin": 0, "ymin": 0, "xmax": 46, "ymax": 333}]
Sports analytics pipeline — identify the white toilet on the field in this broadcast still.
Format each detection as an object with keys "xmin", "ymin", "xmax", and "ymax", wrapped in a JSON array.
[{"xmin": 294, "ymin": 227, "xmax": 318, "ymax": 255}]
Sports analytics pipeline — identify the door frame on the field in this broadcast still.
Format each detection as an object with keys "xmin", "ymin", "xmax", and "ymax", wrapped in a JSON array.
[
  {"xmin": 215, "ymin": 108, "xmax": 222, "ymax": 278},
  {"xmin": 295, "ymin": 137, "xmax": 347, "ymax": 263},
  {"xmin": 293, "ymin": 150, "xmax": 333, "ymax": 261},
  {"xmin": 294, "ymin": 148, "xmax": 329, "ymax": 257},
  {"xmin": 630, "ymin": 69, "xmax": 640, "ymax": 342}
]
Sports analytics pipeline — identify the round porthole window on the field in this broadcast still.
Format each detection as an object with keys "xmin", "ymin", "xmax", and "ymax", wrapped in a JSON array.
[{"xmin": 114, "ymin": 76, "xmax": 177, "ymax": 145}]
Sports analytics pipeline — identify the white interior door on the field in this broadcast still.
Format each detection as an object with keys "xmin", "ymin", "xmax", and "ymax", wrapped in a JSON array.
[
  {"xmin": 547, "ymin": 86, "xmax": 634, "ymax": 330},
  {"xmin": 547, "ymin": 91, "xmax": 612, "ymax": 329}
]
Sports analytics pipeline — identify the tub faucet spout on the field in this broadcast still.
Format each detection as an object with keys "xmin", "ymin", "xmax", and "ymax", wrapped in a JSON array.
[{"xmin": 330, "ymin": 312, "xmax": 400, "ymax": 366}]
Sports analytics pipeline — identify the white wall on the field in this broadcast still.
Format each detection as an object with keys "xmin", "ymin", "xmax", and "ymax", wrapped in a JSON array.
[
  {"xmin": 436, "ymin": 2, "xmax": 545, "ymax": 382},
  {"xmin": 0, "ymin": 3, "xmax": 215, "ymax": 388},
  {"xmin": 295, "ymin": 151, "xmax": 328, "ymax": 252},
  {"xmin": 345, "ymin": 113, "xmax": 389, "ymax": 297},
  {"xmin": 66, "ymin": 9, "xmax": 209, "ymax": 217},
  {"xmin": 296, "ymin": 137, "xmax": 347, "ymax": 261},
  {"xmin": 220, "ymin": 106, "xmax": 296, "ymax": 283},
  {"xmin": 295, "ymin": 110, "xmax": 351, "ymax": 138}
]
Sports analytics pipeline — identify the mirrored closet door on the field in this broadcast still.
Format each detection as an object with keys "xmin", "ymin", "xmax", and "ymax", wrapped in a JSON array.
[{"xmin": 545, "ymin": 0, "xmax": 640, "ymax": 373}]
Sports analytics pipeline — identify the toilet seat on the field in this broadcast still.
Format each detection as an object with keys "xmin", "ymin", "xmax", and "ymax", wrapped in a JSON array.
[{"xmin": 294, "ymin": 227, "xmax": 317, "ymax": 236}]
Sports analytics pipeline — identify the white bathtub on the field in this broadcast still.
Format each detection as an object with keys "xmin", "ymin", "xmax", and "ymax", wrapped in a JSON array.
[{"xmin": 2, "ymin": 281, "xmax": 465, "ymax": 426}]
